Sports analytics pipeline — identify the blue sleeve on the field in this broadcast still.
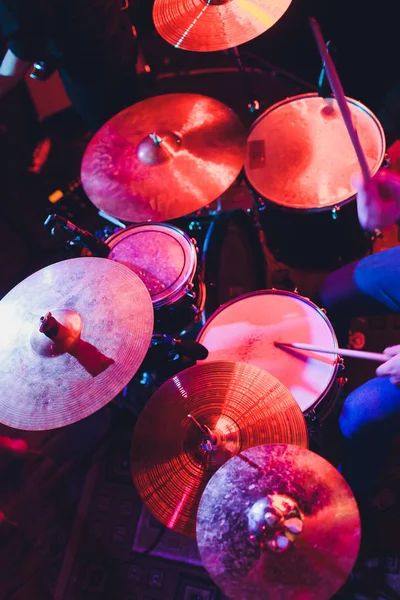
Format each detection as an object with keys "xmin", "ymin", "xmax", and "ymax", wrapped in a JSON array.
[{"xmin": 0, "ymin": 0, "xmax": 47, "ymax": 62}]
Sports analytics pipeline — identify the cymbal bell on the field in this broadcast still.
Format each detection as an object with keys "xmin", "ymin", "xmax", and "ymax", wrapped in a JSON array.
[
  {"xmin": 153, "ymin": 0, "xmax": 293, "ymax": 52},
  {"xmin": 131, "ymin": 361, "xmax": 308, "ymax": 538},
  {"xmin": 197, "ymin": 444, "xmax": 361, "ymax": 600},
  {"xmin": 0, "ymin": 257, "xmax": 154, "ymax": 431},
  {"xmin": 81, "ymin": 93, "xmax": 246, "ymax": 223}
]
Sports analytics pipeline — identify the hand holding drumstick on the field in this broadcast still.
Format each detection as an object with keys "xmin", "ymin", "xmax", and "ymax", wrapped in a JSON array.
[
  {"xmin": 310, "ymin": 17, "xmax": 400, "ymax": 231},
  {"xmin": 276, "ymin": 342, "xmax": 400, "ymax": 386}
]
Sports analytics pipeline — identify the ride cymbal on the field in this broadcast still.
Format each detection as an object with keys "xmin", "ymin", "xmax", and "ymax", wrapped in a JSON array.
[
  {"xmin": 81, "ymin": 94, "xmax": 246, "ymax": 223},
  {"xmin": 153, "ymin": 0, "xmax": 293, "ymax": 52},
  {"xmin": 0, "ymin": 257, "xmax": 154, "ymax": 431},
  {"xmin": 130, "ymin": 361, "xmax": 307, "ymax": 538},
  {"xmin": 197, "ymin": 443, "xmax": 360, "ymax": 600}
]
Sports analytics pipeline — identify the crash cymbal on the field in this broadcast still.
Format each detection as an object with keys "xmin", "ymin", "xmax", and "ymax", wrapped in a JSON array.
[
  {"xmin": 81, "ymin": 94, "xmax": 246, "ymax": 222},
  {"xmin": 0, "ymin": 257, "xmax": 154, "ymax": 431},
  {"xmin": 197, "ymin": 444, "xmax": 360, "ymax": 600},
  {"xmin": 130, "ymin": 361, "xmax": 307, "ymax": 538},
  {"xmin": 153, "ymin": 0, "xmax": 293, "ymax": 52}
]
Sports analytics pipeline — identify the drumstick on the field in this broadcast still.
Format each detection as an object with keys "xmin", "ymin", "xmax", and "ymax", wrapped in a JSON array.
[
  {"xmin": 275, "ymin": 341, "xmax": 387, "ymax": 362},
  {"xmin": 309, "ymin": 17, "xmax": 371, "ymax": 184}
]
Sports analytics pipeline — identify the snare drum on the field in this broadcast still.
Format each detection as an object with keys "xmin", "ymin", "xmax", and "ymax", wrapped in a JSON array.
[
  {"xmin": 197, "ymin": 289, "xmax": 342, "ymax": 421},
  {"xmin": 245, "ymin": 93, "xmax": 386, "ymax": 269},
  {"xmin": 106, "ymin": 223, "xmax": 203, "ymax": 335}
]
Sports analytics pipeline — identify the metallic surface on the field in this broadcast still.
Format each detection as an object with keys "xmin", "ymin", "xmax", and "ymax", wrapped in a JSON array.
[
  {"xmin": 81, "ymin": 94, "xmax": 246, "ymax": 222},
  {"xmin": 245, "ymin": 93, "xmax": 385, "ymax": 210},
  {"xmin": 153, "ymin": 0, "xmax": 293, "ymax": 52},
  {"xmin": 197, "ymin": 443, "xmax": 360, "ymax": 600},
  {"xmin": 0, "ymin": 257, "xmax": 154, "ymax": 430},
  {"xmin": 106, "ymin": 223, "xmax": 197, "ymax": 307},
  {"xmin": 130, "ymin": 361, "xmax": 308, "ymax": 538}
]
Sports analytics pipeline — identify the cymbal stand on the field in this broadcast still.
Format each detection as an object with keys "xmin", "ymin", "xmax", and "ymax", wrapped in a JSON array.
[{"xmin": 227, "ymin": 46, "xmax": 262, "ymax": 117}]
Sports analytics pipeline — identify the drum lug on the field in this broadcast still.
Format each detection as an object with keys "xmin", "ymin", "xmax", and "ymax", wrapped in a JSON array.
[
  {"xmin": 186, "ymin": 283, "xmax": 196, "ymax": 299},
  {"xmin": 256, "ymin": 197, "xmax": 266, "ymax": 211},
  {"xmin": 382, "ymin": 153, "xmax": 391, "ymax": 168},
  {"xmin": 370, "ymin": 228, "xmax": 383, "ymax": 242},
  {"xmin": 190, "ymin": 238, "xmax": 199, "ymax": 252},
  {"xmin": 304, "ymin": 409, "xmax": 318, "ymax": 424},
  {"xmin": 331, "ymin": 205, "xmax": 340, "ymax": 220},
  {"xmin": 188, "ymin": 220, "xmax": 203, "ymax": 232},
  {"xmin": 320, "ymin": 307, "xmax": 327, "ymax": 314}
]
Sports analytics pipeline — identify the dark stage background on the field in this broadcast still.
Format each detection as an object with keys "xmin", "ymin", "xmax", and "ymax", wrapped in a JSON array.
[{"xmin": 1, "ymin": 2, "xmax": 400, "ymax": 599}]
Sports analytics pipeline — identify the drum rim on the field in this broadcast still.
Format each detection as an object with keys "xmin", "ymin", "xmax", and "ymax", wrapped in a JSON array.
[
  {"xmin": 244, "ymin": 92, "xmax": 386, "ymax": 213},
  {"xmin": 106, "ymin": 222, "xmax": 198, "ymax": 307},
  {"xmin": 197, "ymin": 288, "xmax": 340, "ymax": 414}
]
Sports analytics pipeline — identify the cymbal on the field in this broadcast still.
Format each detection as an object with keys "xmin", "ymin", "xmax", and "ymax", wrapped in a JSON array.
[
  {"xmin": 197, "ymin": 444, "xmax": 360, "ymax": 600},
  {"xmin": 130, "ymin": 361, "xmax": 308, "ymax": 538},
  {"xmin": 81, "ymin": 94, "xmax": 246, "ymax": 222},
  {"xmin": 153, "ymin": 0, "xmax": 293, "ymax": 52},
  {"xmin": 0, "ymin": 257, "xmax": 154, "ymax": 431}
]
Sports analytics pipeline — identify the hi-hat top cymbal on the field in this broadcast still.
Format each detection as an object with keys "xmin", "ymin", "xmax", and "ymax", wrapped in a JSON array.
[
  {"xmin": 130, "ymin": 361, "xmax": 308, "ymax": 538},
  {"xmin": 153, "ymin": 0, "xmax": 293, "ymax": 52},
  {"xmin": 0, "ymin": 257, "xmax": 154, "ymax": 431},
  {"xmin": 197, "ymin": 444, "xmax": 361, "ymax": 600},
  {"xmin": 81, "ymin": 94, "xmax": 246, "ymax": 223}
]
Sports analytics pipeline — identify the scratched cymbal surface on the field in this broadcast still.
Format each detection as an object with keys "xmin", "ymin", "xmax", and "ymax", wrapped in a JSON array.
[
  {"xmin": 153, "ymin": 0, "xmax": 293, "ymax": 52},
  {"xmin": 131, "ymin": 361, "xmax": 308, "ymax": 538},
  {"xmin": 197, "ymin": 443, "xmax": 361, "ymax": 600},
  {"xmin": 0, "ymin": 257, "xmax": 154, "ymax": 430},
  {"xmin": 81, "ymin": 94, "xmax": 246, "ymax": 222}
]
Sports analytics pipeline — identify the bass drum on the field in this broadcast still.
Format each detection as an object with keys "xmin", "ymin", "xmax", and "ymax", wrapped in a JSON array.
[{"xmin": 245, "ymin": 93, "xmax": 386, "ymax": 270}]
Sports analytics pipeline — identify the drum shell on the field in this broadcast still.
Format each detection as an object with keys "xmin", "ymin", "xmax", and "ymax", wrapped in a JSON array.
[
  {"xmin": 197, "ymin": 289, "xmax": 342, "ymax": 421},
  {"xmin": 256, "ymin": 198, "xmax": 372, "ymax": 270},
  {"xmin": 102, "ymin": 209, "xmax": 267, "ymax": 337},
  {"xmin": 245, "ymin": 93, "xmax": 386, "ymax": 270},
  {"xmin": 173, "ymin": 208, "xmax": 267, "ymax": 328}
]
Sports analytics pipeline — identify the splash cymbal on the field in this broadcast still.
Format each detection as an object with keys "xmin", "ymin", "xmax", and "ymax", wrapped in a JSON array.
[
  {"xmin": 153, "ymin": 0, "xmax": 293, "ymax": 52},
  {"xmin": 81, "ymin": 94, "xmax": 246, "ymax": 223},
  {"xmin": 0, "ymin": 257, "xmax": 154, "ymax": 431},
  {"xmin": 130, "ymin": 361, "xmax": 308, "ymax": 538},
  {"xmin": 197, "ymin": 444, "xmax": 360, "ymax": 600}
]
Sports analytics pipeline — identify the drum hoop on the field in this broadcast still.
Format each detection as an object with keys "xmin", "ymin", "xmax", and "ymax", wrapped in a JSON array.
[
  {"xmin": 106, "ymin": 223, "xmax": 198, "ymax": 307},
  {"xmin": 197, "ymin": 288, "xmax": 340, "ymax": 409},
  {"xmin": 246, "ymin": 92, "xmax": 386, "ymax": 213}
]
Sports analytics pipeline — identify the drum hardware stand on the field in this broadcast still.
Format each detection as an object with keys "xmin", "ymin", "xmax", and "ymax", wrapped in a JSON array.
[
  {"xmin": 227, "ymin": 46, "xmax": 262, "ymax": 116},
  {"xmin": 98, "ymin": 210, "xmax": 126, "ymax": 229},
  {"xmin": 317, "ymin": 40, "xmax": 334, "ymax": 98},
  {"xmin": 304, "ymin": 410, "xmax": 325, "ymax": 456},
  {"xmin": 44, "ymin": 214, "xmax": 111, "ymax": 257},
  {"xmin": 240, "ymin": 49, "xmax": 317, "ymax": 93},
  {"xmin": 151, "ymin": 334, "xmax": 208, "ymax": 361}
]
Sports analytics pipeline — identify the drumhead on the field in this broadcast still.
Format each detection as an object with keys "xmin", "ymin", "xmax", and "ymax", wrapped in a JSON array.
[
  {"xmin": 107, "ymin": 223, "xmax": 197, "ymax": 307},
  {"xmin": 197, "ymin": 289, "xmax": 338, "ymax": 413},
  {"xmin": 245, "ymin": 93, "xmax": 385, "ymax": 211}
]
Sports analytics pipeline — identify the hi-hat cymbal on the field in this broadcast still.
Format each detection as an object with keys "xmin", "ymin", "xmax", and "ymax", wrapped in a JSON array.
[
  {"xmin": 130, "ymin": 361, "xmax": 308, "ymax": 538},
  {"xmin": 0, "ymin": 257, "xmax": 154, "ymax": 431},
  {"xmin": 153, "ymin": 0, "xmax": 293, "ymax": 52},
  {"xmin": 197, "ymin": 444, "xmax": 360, "ymax": 600},
  {"xmin": 81, "ymin": 94, "xmax": 246, "ymax": 223}
]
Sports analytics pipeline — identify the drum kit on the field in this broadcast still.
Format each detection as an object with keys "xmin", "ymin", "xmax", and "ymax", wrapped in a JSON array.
[{"xmin": 0, "ymin": 3, "xmax": 374, "ymax": 598}]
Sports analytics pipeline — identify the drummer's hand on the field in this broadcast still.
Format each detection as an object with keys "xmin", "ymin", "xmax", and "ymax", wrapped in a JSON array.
[
  {"xmin": 354, "ymin": 169, "xmax": 400, "ymax": 231},
  {"xmin": 376, "ymin": 345, "xmax": 400, "ymax": 385}
]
